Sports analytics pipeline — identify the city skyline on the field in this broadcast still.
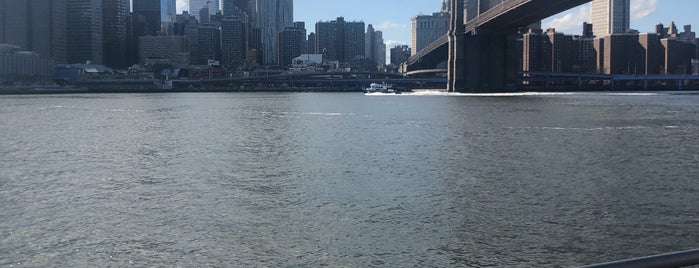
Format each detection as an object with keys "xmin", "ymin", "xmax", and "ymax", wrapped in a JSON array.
[{"xmin": 172, "ymin": 0, "xmax": 699, "ymax": 51}]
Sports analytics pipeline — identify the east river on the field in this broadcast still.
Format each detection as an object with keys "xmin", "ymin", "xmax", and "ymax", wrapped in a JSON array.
[{"xmin": 1, "ymin": 92, "xmax": 698, "ymax": 267}]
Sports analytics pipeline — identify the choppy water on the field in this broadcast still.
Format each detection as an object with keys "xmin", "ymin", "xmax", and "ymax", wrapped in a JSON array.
[{"xmin": 1, "ymin": 92, "xmax": 698, "ymax": 267}]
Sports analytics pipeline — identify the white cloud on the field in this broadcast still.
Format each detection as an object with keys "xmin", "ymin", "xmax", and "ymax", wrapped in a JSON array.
[
  {"xmin": 177, "ymin": 0, "xmax": 189, "ymax": 12},
  {"xmin": 543, "ymin": 5, "xmax": 589, "ymax": 34},
  {"xmin": 385, "ymin": 40, "xmax": 408, "ymax": 49},
  {"xmin": 630, "ymin": 0, "xmax": 657, "ymax": 20}
]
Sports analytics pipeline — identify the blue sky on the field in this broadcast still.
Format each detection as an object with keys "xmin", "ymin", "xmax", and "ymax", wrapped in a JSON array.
[{"xmin": 177, "ymin": 0, "xmax": 699, "ymax": 50}]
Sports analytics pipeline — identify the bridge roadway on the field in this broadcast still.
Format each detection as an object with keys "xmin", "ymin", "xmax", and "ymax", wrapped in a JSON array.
[{"xmin": 405, "ymin": 0, "xmax": 592, "ymax": 92}]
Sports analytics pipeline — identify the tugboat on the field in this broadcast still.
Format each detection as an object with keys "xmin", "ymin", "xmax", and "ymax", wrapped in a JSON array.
[{"xmin": 364, "ymin": 82, "xmax": 398, "ymax": 94}]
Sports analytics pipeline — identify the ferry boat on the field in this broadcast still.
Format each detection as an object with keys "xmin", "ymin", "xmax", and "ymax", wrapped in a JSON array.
[{"xmin": 364, "ymin": 82, "xmax": 398, "ymax": 94}]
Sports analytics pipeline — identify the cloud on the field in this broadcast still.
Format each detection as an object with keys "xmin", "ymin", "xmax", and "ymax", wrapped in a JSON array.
[
  {"xmin": 630, "ymin": 0, "xmax": 657, "ymax": 20},
  {"xmin": 375, "ymin": 21, "xmax": 408, "ymax": 31},
  {"xmin": 543, "ymin": 5, "xmax": 589, "ymax": 34},
  {"xmin": 177, "ymin": 0, "xmax": 189, "ymax": 12},
  {"xmin": 385, "ymin": 40, "xmax": 408, "ymax": 49}
]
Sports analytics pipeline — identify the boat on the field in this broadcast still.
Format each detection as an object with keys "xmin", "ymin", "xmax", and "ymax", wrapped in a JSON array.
[{"xmin": 364, "ymin": 82, "xmax": 398, "ymax": 94}]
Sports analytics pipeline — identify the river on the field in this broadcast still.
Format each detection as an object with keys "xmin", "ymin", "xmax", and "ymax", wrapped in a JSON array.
[{"xmin": 1, "ymin": 91, "xmax": 698, "ymax": 267}]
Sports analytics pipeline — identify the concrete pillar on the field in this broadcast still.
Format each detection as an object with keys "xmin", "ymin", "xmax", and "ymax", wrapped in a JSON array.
[{"xmin": 448, "ymin": 0, "xmax": 465, "ymax": 92}]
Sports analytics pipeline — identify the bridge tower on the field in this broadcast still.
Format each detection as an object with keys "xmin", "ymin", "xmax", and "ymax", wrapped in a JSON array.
[
  {"xmin": 448, "ymin": 0, "xmax": 518, "ymax": 92},
  {"xmin": 447, "ymin": 0, "xmax": 466, "ymax": 92}
]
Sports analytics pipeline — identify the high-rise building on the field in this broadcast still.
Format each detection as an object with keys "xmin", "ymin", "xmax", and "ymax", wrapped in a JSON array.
[
  {"xmin": 255, "ymin": 0, "xmax": 293, "ymax": 65},
  {"xmin": 277, "ymin": 27, "xmax": 303, "ymax": 67},
  {"xmin": 590, "ymin": 0, "xmax": 630, "ymax": 37},
  {"xmin": 67, "ymin": 0, "xmax": 103, "ymax": 64},
  {"xmin": 365, "ymin": 25, "xmax": 386, "ymax": 66},
  {"xmin": 138, "ymin": 35, "xmax": 189, "ymax": 65},
  {"xmin": 221, "ymin": 16, "xmax": 245, "ymax": 68},
  {"xmin": 223, "ymin": 0, "xmax": 252, "ymax": 17},
  {"xmin": 314, "ymin": 17, "xmax": 365, "ymax": 63},
  {"xmin": 133, "ymin": 0, "xmax": 161, "ymax": 36},
  {"xmin": 0, "ymin": 0, "xmax": 67, "ymax": 63},
  {"xmin": 103, "ymin": 0, "xmax": 130, "ymax": 67},
  {"xmin": 199, "ymin": 6, "xmax": 210, "ymax": 24},
  {"xmin": 190, "ymin": 0, "xmax": 220, "ymax": 21},
  {"xmin": 411, "ymin": 12, "xmax": 449, "ymax": 56},
  {"xmin": 198, "ymin": 25, "xmax": 221, "ymax": 63},
  {"xmin": 390, "ymin": 45, "xmax": 411, "ymax": 66},
  {"xmin": 293, "ymin": 22, "xmax": 308, "ymax": 54},
  {"xmin": 161, "ymin": 0, "xmax": 177, "ymax": 35}
]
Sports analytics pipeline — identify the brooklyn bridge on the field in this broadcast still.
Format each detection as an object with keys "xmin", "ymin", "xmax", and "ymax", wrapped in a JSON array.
[{"xmin": 404, "ymin": 0, "xmax": 593, "ymax": 92}]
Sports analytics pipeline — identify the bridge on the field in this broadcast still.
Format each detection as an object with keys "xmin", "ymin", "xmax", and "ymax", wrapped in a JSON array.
[{"xmin": 404, "ymin": 0, "xmax": 592, "ymax": 92}]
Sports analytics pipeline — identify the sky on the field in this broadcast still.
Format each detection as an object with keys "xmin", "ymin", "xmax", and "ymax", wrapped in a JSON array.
[{"xmin": 177, "ymin": 0, "xmax": 699, "ymax": 52}]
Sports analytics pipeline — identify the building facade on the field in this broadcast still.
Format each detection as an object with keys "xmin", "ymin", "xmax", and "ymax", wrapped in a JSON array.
[
  {"xmin": 314, "ymin": 17, "xmax": 365, "ymax": 64},
  {"xmin": 198, "ymin": 25, "xmax": 221, "ymax": 64},
  {"xmin": 411, "ymin": 12, "xmax": 449, "ymax": 56},
  {"xmin": 133, "ymin": 0, "xmax": 161, "ymax": 36},
  {"xmin": 161, "ymin": 0, "xmax": 177, "ymax": 35},
  {"xmin": 390, "ymin": 45, "xmax": 411, "ymax": 66},
  {"xmin": 277, "ymin": 27, "xmax": 304, "ymax": 67},
  {"xmin": 190, "ymin": 0, "xmax": 220, "ymax": 21},
  {"xmin": 138, "ymin": 35, "xmax": 189, "ymax": 65},
  {"xmin": 0, "ymin": 0, "xmax": 67, "ymax": 63},
  {"xmin": 255, "ymin": 0, "xmax": 293, "ymax": 65},
  {"xmin": 67, "ymin": 0, "xmax": 103, "ymax": 64},
  {"xmin": 365, "ymin": 25, "xmax": 386, "ymax": 66},
  {"xmin": 590, "ymin": 0, "xmax": 630, "ymax": 37},
  {"xmin": 221, "ymin": 16, "xmax": 245, "ymax": 68},
  {"xmin": 103, "ymin": 0, "xmax": 130, "ymax": 68}
]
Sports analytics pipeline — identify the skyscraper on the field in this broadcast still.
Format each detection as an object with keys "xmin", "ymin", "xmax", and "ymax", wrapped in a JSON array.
[
  {"xmin": 198, "ymin": 25, "xmax": 221, "ymax": 63},
  {"xmin": 190, "ymin": 0, "xmax": 220, "ymax": 21},
  {"xmin": 314, "ymin": 17, "xmax": 365, "ymax": 63},
  {"xmin": 103, "ymin": 0, "xmax": 130, "ymax": 67},
  {"xmin": 133, "ymin": 0, "xmax": 161, "ymax": 36},
  {"xmin": 67, "ymin": 0, "xmax": 103, "ymax": 64},
  {"xmin": 223, "ymin": 0, "xmax": 252, "ymax": 17},
  {"xmin": 221, "ymin": 16, "xmax": 245, "ymax": 68},
  {"xmin": 161, "ymin": 0, "xmax": 177, "ymax": 35},
  {"xmin": 590, "ymin": 0, "xmax": 630, "ymax": 37},
  {"xmin": 365, "ymin": 25, "xmax": 386, "ymax": 66},
  {"xmin": 255, "ymin": 0, "xmax": 293, "ymax": 65},
  {"xmin": 0, "ymin": 0, "xmax": 67, "ymax": 63},
  {"xmin": 277, "ymin": 27, "xmax": 303, "ymax": 67}
]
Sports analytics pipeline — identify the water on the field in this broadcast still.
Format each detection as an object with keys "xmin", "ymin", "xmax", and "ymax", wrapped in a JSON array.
[{"xmin": 1, "ymin": 92, "xmax": 698, "ymax": 267}]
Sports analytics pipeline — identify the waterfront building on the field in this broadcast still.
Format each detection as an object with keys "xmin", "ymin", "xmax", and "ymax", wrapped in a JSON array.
[
  {"xmin": 190, "ymin": 0, "xmax": 220, "ymax": 21},
  {"xmin": 198, "ymin": 25, "xmax": 221, "ymax": 64},
  {"xmin": 661, "ymin": 38, "xmax": 696, "ymax": 74},
  {"xmin": 0, "ymin": 44, "xmax": 55, "ymax": 80},
  {"xmin": 138, "ymin": 35, "xmax": 189, "ymax": 66},
  {"xmin": 67, "ymin": 0, "xmax": 103, "ymax": 64},
  {"xmin": 314, "ymin": 17, "xmax": 365, "ymax": 63},
  {"xmin": 522, "ymin": 28, "xmax": 595, "ymax": 73},
  {"xmin": 221, "ymin": 16, "xmax": 246, "ymax": 68},
  {"xmin": 590, "ymin": 0, "xmax": 630, "ymax": 37},
  {"xmin": 277, "ymin": 27, "xmax": 304, "ymax": 68},
  {"xmin": 411, "ymin": 12, "xmax": 449, "ymax": 56},
  {"xmin": 0, "ymin": 0, "xmax": 67, "ymax": 63},
  {"xmin": 255, "ymin": 0, "xmax": 293, "ymax": 65},
  {"xmin": 103, "ymin": 0, "xmax": 130, "ymax": 68},
  {"xmin": 638, "ymin": 33, "xmax": 662, "ymax": 74},
  {"xmin": 390, "ymin": 45, "xmax": 411, "ymax": 66}
]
